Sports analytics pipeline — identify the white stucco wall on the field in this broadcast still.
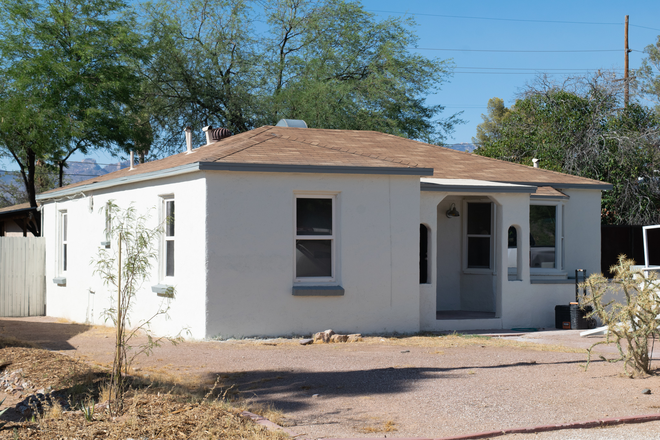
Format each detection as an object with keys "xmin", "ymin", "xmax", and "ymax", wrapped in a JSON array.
[
  {"xmin": 42, "ymin": 173, "xmax": 208, "ymax": 339},
  {"xmin": 203, "ymin": 171, "xmax": 421, "ymax": 338}
]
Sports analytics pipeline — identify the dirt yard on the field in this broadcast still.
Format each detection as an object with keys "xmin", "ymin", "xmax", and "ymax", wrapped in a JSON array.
[{"xmin": 2, "ymin": 317, "xmax": 660, "ymax": 439}]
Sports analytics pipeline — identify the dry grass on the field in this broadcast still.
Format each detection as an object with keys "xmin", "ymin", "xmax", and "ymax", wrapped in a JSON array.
[
  {"xmin": 360, "ymin": 333, "xmax": 585, "ymax": 353},
  {"xmin": 0, "ymin": 336, "xmax": 38, "ymax": 349},
  {"xmin": 212, "ymin": 333, "xmax": 584, "ymax": 354},
  {"xmin": 358, "ymin": 419, "xmax": 398, "ymax": 433},
  {"xmin": 0, "ymin": 346, "xmax": 287, "ymax": 440}
]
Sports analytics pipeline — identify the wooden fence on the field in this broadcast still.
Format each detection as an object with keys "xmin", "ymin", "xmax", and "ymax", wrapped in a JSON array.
[{"xmin": 0, "ymin": 237, "xmax": 46, "ymax": 316}]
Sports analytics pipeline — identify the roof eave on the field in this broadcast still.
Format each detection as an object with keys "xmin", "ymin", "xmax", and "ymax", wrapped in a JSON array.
[
  {"xmin": 198, "ymin": 162, "xmax": 434, "ymax": 176},
  {"xmin": 37, "ymin": 162, "xmax": 433, "ymax": 202}
]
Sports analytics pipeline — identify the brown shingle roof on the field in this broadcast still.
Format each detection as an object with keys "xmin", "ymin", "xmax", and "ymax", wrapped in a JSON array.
[
  {"xmin": 0, "ymin": 202, "xmax": 33, "ymax": 214},
  {"xmin": 39, "ymin": 126, "xmax": 609, "ymax": 197}
]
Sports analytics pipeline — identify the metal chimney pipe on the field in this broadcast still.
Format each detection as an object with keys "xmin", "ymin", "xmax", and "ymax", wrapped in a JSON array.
[
  {"xmin": 185, "ymin": 126, "xmax": 193, "ymax": 153},
  {"xmin": 532, "ymin": 158, "xmax": 539, "ymax": 168},
  {"xmin": 130, "ymin": 151, "xmax": 134, "ymax": 170},
  {"xmin": 202, "ymin": 125, "xmax": 213, "ymax": 145}
]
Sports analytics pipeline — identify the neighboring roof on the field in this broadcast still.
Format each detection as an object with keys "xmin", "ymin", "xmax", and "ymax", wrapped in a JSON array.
[
  {"xmin": 530, "ymin": 186, "xmax": 569, "ymax": 199},
  {"xmin": 37, "ymin": 125, "xmax": 611, "ymax": 200},
  {"xmin": 420, "ymin": 178, "xmax": 535, "ymax": 193},
  {"xmin": 0, "ymin": 202, "xmax": 35, "ymax": 214}
]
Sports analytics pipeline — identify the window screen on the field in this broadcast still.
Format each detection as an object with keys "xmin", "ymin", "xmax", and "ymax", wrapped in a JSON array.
[{"xmin": 296, "ymin": 197, "xmax": 333, "ymax": 278}]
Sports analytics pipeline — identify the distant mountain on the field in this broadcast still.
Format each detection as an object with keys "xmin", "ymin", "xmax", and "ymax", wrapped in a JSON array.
[
  {"xmin": 65, "ymin": 158, "xmax": 129, "ymax": 183},
  {"xmin": 0, "ymin": 171, "xmax": 15, "ymax": 185},
  {"xmin": 447, "ymin": 143, "xmax": 476, "ymax": 153}
]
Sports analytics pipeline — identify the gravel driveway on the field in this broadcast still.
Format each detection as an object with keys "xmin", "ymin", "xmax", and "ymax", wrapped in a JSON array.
[{"xmin": 3, "ymin": 317, "xmax": 660, "ymax": 439}]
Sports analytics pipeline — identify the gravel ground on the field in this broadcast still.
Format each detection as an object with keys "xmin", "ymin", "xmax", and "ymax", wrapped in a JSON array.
[
  {"xmin": 503, "ymin": 421, "xmax": 660, "ymax": 440},
  {"xmin": 2, "ymin": 317, "xmax": 660, "ymax": 439}
]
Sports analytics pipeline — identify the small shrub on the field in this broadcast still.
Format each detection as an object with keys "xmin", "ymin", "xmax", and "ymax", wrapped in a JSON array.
[{"xmin": 581, "ymin": 255, "xmax": 660, "ymax": 376}]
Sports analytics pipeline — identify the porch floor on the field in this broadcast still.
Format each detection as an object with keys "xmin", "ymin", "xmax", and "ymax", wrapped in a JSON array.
[{"xmin": 436, "ymin": 310, "xmax": 496, "ymax": 320}]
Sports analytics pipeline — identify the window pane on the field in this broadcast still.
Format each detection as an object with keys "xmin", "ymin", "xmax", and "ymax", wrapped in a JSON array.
[
  {"xmin": 63, "ymin": 214, "xmax": 68, "ymax": 241},
  {"xmin": 166, "ymin": 201, "xmax": 175, "ymax": 237},
  {"xmin": 297, "ymin": 198, "xmax": 332, "ymax": 235},
  {"xmin": 467, "ymin": 203, "xmax": 491, "ymax": 235},
  {"xmin": 508, "ymin": 226, "xmax": 517, "ymax": 268},
  {"xmin": 296, "ymin": 239, "xmax": 332, "ymax": 277},
  {"xmin": 467, "ymin": 237, "xmax": 490, "ymax": 268},
  {"xmin": 166, "ymin": 240, "xmax": 175, "ymax": 277},
  {"xmin": 530, "ymin": 206, "xmax": 556, "ymax": 268},
  {"xmin": 63, "ymin": 244, "xmax": 67, "ymax": 272}
]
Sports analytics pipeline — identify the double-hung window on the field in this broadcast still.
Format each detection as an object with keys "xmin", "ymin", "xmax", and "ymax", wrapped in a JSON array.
[
  {"xmin": 530, "ymin": 203, "xmax": 562, "ymax": 270},
  {"xmin": 161, "ymin": 197, "xmax": 175, "ymax": 278},
  {"xmin": 464, "ymin": 202, "xmax": 493, "ymax": 270},
  {"xmin": 295, "ymin": 195, "xmax": 335, "ymax": 281}
]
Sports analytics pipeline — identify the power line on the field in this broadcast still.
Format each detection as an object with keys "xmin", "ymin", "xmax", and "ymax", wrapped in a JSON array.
[
  {"xmin": 367, "ymin": 10, "xmax": 622, "ymax": 25},
  {"xmin": 368, "ymin": 9, "xmax": 660, "ymax": 31},
  {"xmin": 456, "ymin": 66, "xmax": 624, "ymax": 71},
  {"xmin": 453, "ymin": 71, "xmax": 607, "ymax": 75},
  {"xmin": 631, "ymin": 24, "xmax": 660, "ymax": 31},
  {"xmin": 413, "ymin": 47, "xmax": 621, "ymax": 53}
]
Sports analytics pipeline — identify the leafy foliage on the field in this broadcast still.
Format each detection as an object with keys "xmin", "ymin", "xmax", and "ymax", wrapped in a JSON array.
[
  {"xmin": 0, "ymin": 0, "xmax": 149, "ymax": 208},
  {"xmin": 581, "ymin": 256, "xmax": 660, "ymax": 376},
  {"xmin": 472, "ymin": 97, "xmax": 510, "ymax": 146},
  {"xmin": 141, "ymin": 0, "xmax": 459, "ymax": 152},
  {"xmin": 475, "ymin": 75, "xmax": 660, "ymax": 225},
  {"xmin": 637, "ymin": 35, "xmax": 660, "ymax": 111}
]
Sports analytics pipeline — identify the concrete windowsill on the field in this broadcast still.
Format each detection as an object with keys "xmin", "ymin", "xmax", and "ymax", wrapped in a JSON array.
[
  {"xmin": 151, "ymin": 284, "xmax": 174, "ymax": 298},
  {"xmin": 530, "ymin": 278, "xmax": 575, "ymax": 284},
  {"xmin": 292, "ymin": 285, "xmax": 344, "ymax": 296},
  {"xmin": 52, "ymin": 277, "xmax": 66, "ymax": 286}
]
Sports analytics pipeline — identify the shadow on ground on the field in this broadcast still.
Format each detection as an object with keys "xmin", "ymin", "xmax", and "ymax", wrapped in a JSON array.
[
  {"xmin": 0, "ymin": 318, "xmax": 92, "ymax": 350},
  {"xmin": 201, "ymin": 358, "xmax": 593, "ymax": 412}
]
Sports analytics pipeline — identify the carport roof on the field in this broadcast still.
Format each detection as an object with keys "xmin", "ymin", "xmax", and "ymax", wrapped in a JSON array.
[{"xmin": 37, "ymin": 125, "xmax": 612, "ymax": 199}]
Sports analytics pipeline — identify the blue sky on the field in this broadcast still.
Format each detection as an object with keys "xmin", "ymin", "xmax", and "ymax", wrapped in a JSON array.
[
  {"xmin": 363, "ymin": 0, "xmax": 660, "ymax": 145},
  {"xmin": 3, "ymin": 0, "xmax": 660, "ymax": 170}
]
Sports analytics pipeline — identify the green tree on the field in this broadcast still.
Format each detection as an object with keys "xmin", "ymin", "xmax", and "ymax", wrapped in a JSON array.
[
  {"xmin": 472, "ymin": 97, "xmax": 510, "ymax": 146},
  {"xmin": 637, "ymin": 35, "xmax": 660, "ymax": 111},
  {"xmin": 0, "ymin": 0, "xmax": 149, "ymax": 211},
  {"xmin": 142, "ymin": 0, "xmax": 459, "ymax": 151},
  {"xmin": 475, "ymin": 75, "xmax": 660, "ymax": 225}
]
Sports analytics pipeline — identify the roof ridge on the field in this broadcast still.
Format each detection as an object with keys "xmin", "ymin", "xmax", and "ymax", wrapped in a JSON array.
[
  {"xmin": 201, "ymin": 127, "xmax": 276, "ymax": 162},
  {"xmin": 268, "ymin": 131, "xmax": 422, "ymax": 168}
]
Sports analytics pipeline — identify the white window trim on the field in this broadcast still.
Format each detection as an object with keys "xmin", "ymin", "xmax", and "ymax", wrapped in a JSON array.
[
  {"xmin": 294, "ymin": 193, "xmax": 337, "ymax": 284},
  {"xmin": 58, "ymin": 210, "xmax": 68, "ymax": 276},
  {"xmin": 529, "ymin": 200, "xmax": 565, "ymax": 277},
  {"xmin": 160, "ymin": 195, "xmax": 175, "ymax": 282},
  {"xmin": 462, "ymin": 200, "xmax": 496, "ymax": 274}
]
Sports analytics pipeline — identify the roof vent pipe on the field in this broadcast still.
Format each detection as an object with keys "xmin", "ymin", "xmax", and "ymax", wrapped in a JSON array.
[
  {"xmin": 532, "ymin": 158, "xmax": 539, "ymax": 168},
  {"xmin": 130, "ymin": 151, "xmax": 134, "ymax": 170},
  {"xmin": 202, "ymin": 125, "xmax": 213, "ymax": 145},
  {"xmin": 185, "ymin": 126, "xmax": 193, "ymax": 153}
]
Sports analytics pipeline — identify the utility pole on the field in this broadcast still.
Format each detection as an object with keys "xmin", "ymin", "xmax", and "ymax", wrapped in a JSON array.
[{"xmin": 624, "ymin": 15, "xmax": 630, "ymax": 107}]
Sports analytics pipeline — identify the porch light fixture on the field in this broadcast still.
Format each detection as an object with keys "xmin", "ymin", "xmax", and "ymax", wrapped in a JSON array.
[{"xmin": 446, "ymin": 203, "xmax": 460, "ymax": 218}]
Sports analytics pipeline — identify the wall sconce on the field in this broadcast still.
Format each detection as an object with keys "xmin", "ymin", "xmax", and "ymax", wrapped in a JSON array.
[{"xmin": 446, "ymin": 203, "xmax": 460, "ymax": 218}]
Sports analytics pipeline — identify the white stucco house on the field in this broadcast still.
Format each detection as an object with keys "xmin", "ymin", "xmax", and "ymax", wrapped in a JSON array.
[{"xmin": 36, "ymin": 123, "xmax": 611, "ymax": 339}]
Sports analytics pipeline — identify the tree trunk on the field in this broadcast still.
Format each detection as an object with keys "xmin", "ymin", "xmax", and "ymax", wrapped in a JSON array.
[{"xmin": 58, "ymin": 160, "xmax": 65, "ymax": 187}]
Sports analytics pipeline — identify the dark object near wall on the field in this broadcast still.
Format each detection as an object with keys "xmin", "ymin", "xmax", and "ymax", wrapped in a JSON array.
[
  {"xmin": 601, "ymin": 225, "xmax": 660, "ymax": 278},
  {"xmin": 555, "ymin": 304, "xmax": 596, "ymax": 329}
]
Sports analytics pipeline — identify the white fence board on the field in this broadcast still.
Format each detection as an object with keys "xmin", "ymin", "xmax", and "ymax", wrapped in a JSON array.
[{"xmin": 0, "ymin": 237, "xmax": 46, "ymax": 316}]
